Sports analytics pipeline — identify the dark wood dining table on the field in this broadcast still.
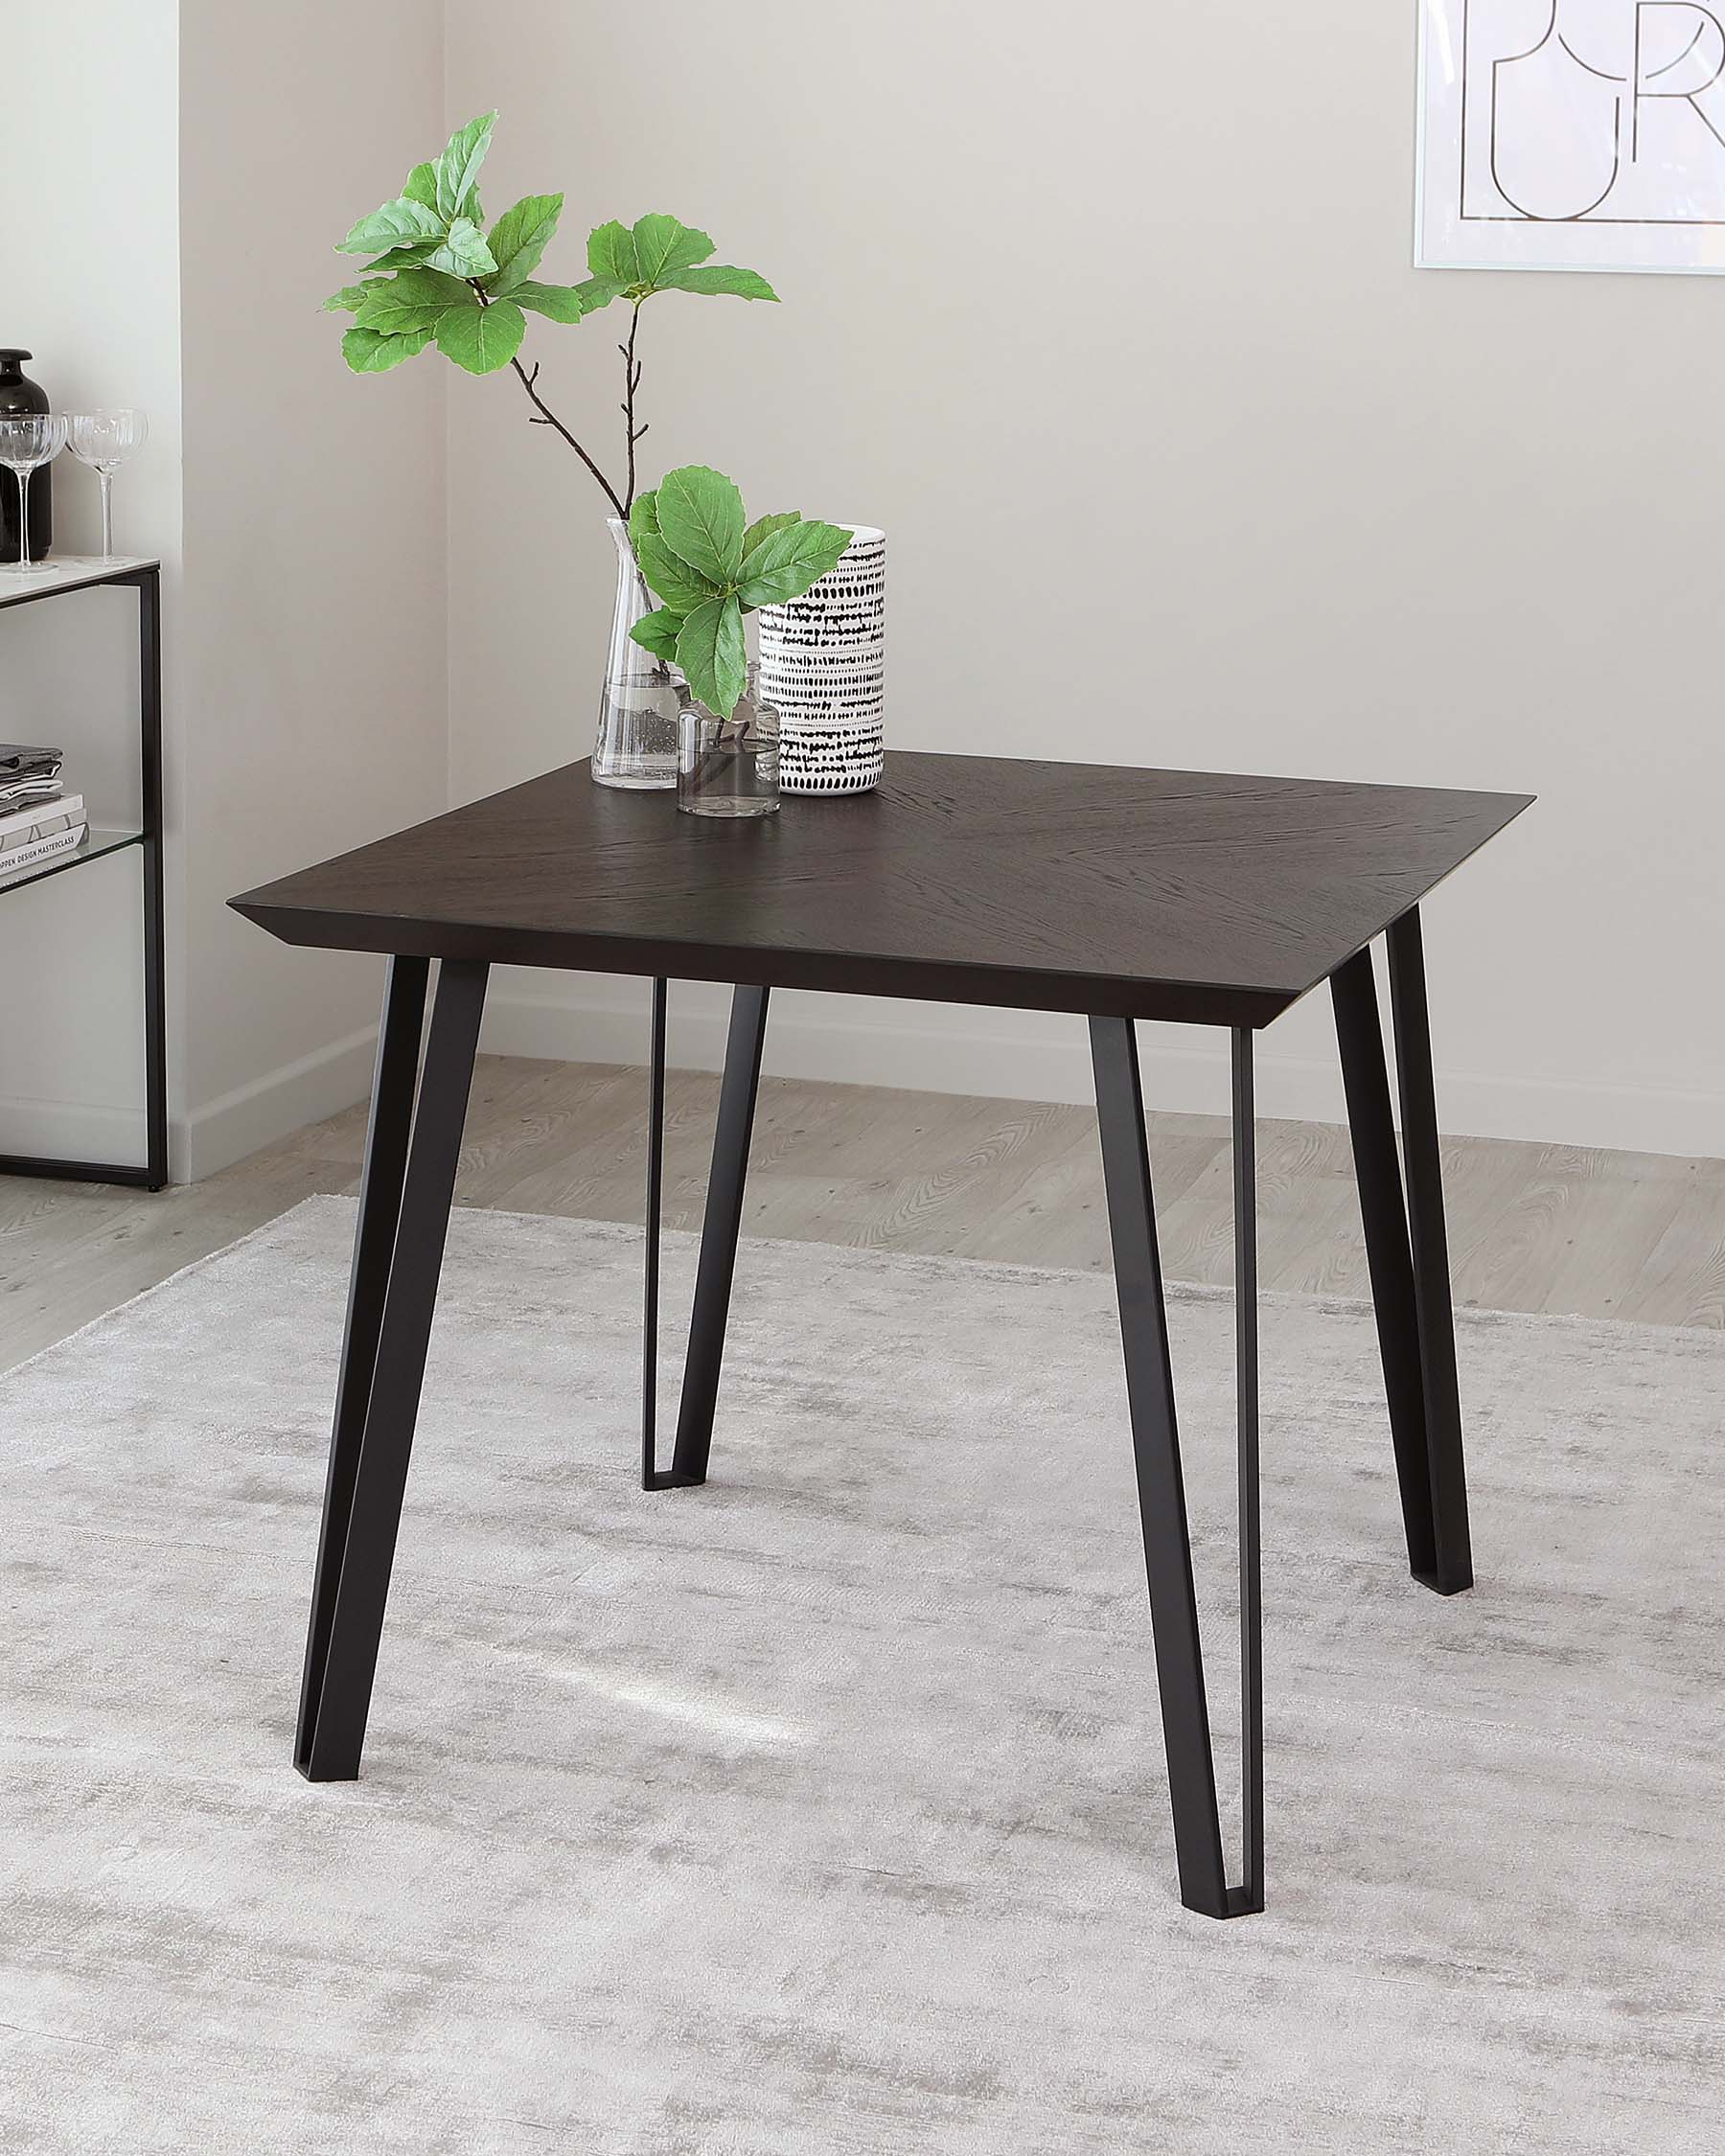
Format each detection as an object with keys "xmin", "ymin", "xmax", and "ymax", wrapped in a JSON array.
[{"xmin": 232, "ymin": 750, "xmax": 1530, "ymax": 1919}]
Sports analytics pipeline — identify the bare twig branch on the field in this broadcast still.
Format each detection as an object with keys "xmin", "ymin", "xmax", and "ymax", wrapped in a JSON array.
[
  {"xmin": 622, "ymin": 302, "xmax": 645, "ymax": 516},
  {"xmin": 469, "ymin": 273, "xmax": 626, "ymax": 517},
  {"xmin": 508, "ymin": 355, "xmax": 626, "ymax": 518}
]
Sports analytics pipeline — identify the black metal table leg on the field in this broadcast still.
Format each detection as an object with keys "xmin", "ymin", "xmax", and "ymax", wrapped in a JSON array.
[
  {"xmin": 300, "ymin": 957, "xmax": 489, "ymax": 1781},
  {"xmin": 295, "ymin": 955, "xmax": 429, "ymax": 1771},
  {"xmin": 1091, "ymin": 1014, "xmax": 1261, "ymax": 1919},
  {"xmin": 1231, "ymin": 1026, "xmax": 1264, "ymax": 1916},
  {"xmin": 640, "ymin": 977, "xmax": 686, "ymax": 1491},
  {"xmin": 664, "ymin": 984, "xmax": 770, "ymax": 1489},
  {"xmin": 1388, "ymin": 909, "xmax": 1472, "ymax": 1594},
  {"xmin": 1330, "ymin": 921, "xmax": 1472, "ymax": 1595},
  {"xmin": 1331, "ymin": 946, "xmax": 1443, "ymax": 1585}
]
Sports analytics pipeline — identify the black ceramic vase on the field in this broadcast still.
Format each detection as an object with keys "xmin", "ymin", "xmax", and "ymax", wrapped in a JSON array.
[{"xmin": 0, "ymin": 350, "xmax": 53, "ymax": 564}]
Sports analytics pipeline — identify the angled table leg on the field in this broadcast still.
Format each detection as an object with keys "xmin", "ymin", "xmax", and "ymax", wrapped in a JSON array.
[
  {"xmin": 1331, "ymin": 945, "xmax": 1443, "ymax": 1585},
  {"xmin": 1330, "ymin": 915, "xmax": 1472, "ymax": 1595},
  {"xmin": 663, "ymin": 984, "xmax": 770, "ymax": 1489},
  {"xmin": 1231, "ymin": 1027, "xmax": 1264, "ymax": 1915},
  {"xmin": 1091, "ymin": 1014, "xmax": 1262, "ymax": 1918},
  {"xmin": 300, "ymin": 957, "xmax": 489, "ymax": 1781},
  {"xmin": 295, "ymin": 954, "xmax": 428, "ymax": 1772},
  {"xmin": 1387, "ymin": 909, "xmax": 1472, "ymax": 1594},
  {"xmin": 639, "ymin": 976, "xmax": 686, "ymax": 1491}
]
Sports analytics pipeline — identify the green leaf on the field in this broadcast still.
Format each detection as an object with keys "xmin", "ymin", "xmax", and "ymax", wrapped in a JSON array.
[
  {"xmin": 435, "ymin": 111, "xmax": 495, "ymax": 222},
  {"xmin": 488, "ymin": 193, "xmax": 564, "ymax": 294},
  {"xmin": 635, "ymin": 532, "xmax": 724, "ymax": 613},
  {"xmin": 740, "ymin": 511, "xmax": 800, "ymax": 556},
  {"xmin": 323, "ymin": 282, "xmax": 383, "ymax": 314},
  {"xmin": 457, "ymin": 185, "xmax": 484, "ymax": 227},
  {"xmin": 386, "ymin": 266, "xmax": 475, "ymax": 305},
  {"xmin": 402, "ymin": 160, "xmax": 439, "ymax": 210},
  {"xmin": 735, "ymin": 518, "xmax": 853, "ymax": 608},
  {"xmin": 573, "ymin": 275, "xmax": 627, "ymax": 313},
  {"xmin": 587, "ymin": 220, "xmax": 639, "ymax": 286},
  {"xmin": 426, "ymin": 217, "xmax": 497, "ymax": 278},
  {"xmin": 630, "ymin": 214, "xmax": 715, "ymax": 285},
  {"xmin": 433, "ymin": 298, "xmax": 526, "ymax": 374},
  {"xmin": 338, "ymin": 195, "xmax": 446, "ymax": 256},
  {"xmin": 660, "ymin": 264, "xmax": 779, "ymax": 302},
  {"xmin": 590, "ymin": 217, "xmax": 744, "ymax": 301},
  {"xmin": 341, "ymin": 326, "xmax": 432, "ymax": 374},
  {"xmin": 628, "ymin": 608, "xmax": 684, "ymax": 667},
  {"xmin": 676, "ymin": 594, "xmax": 748, "ymax": 720},
  {"xmin": 355, "ymin": 267, "xmax": 474, "ymax": 334},
  {"xmin": 629, "ymin": 491, "xmax": 660, "ymax": 552},
  {"xmin": 361, "ymin": 242, "xmax": 442, "ymax": 275},
  {"xmin": 656, "ymin": 465, "xmax": 746, "ymax": 586},
  {"xmin": 511, "ymin": 281, "xmax": 586, "ymax": 323}
]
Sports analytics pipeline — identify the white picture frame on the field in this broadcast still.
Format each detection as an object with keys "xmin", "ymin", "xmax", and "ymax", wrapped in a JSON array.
[{"xmin": 1417, "ymin": 0, "xmax": 1725, "ymax": 272}]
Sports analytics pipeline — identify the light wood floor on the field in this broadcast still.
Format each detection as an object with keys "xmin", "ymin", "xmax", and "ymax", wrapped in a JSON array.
[{"xmin": 2, "ymin": 1055, "xmax": 1722, "ymax": 1374}]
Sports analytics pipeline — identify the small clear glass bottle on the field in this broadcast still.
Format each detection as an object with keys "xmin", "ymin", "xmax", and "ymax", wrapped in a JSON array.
[
  {"xmin": 592, "ymin": 516, "xmax": 679, "ymax": 788},
  {"xmin": 677, "ymin": 664, "xmax": 781, "ymax": 817}
]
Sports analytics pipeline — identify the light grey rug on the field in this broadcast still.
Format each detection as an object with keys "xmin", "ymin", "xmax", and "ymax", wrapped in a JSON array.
[{"xmin": 2, "ymin": 1197, "xmax": 1722, "ymax": 2154}]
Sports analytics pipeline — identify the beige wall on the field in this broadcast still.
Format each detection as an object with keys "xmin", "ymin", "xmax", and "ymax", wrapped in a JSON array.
[
  {"xmin": 177, "ymin": 0, "xmax": 447, "ymax": 1173},
  {"xmin": 447, "ymin": 0, "xmax": 1725, "ymax": 1156}
]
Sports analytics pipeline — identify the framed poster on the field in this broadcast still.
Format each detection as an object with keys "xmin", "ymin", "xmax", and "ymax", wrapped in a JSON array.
[{"xmin": 1417, "ymin": 0, "xmax": 1725, "ymax": 271}]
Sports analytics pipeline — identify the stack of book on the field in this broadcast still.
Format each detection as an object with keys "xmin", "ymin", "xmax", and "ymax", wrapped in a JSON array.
[{"xmin": 0, "ymin": 745, "xmax": 85, "ymax": 877}]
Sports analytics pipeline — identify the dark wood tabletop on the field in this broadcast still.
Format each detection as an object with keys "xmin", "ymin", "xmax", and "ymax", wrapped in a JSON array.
[{"xmin": 230, "ymin": 752, "xmax": 1531, "ymax": 1028}]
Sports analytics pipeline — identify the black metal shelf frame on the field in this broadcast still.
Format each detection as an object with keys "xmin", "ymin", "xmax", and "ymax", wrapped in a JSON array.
[{"xmin": 0, "ymin": 562, "xmax": 167, "ymax": 1189}]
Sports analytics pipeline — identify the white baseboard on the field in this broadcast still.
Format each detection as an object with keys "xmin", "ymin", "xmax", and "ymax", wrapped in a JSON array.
[
  {"xmin": 481, "ymin": 972, "xmax": 1725, "ymax": 1161},
  {"xmin": 59, "ymin": 975, "xmax": 1701, "ymax": 1187},
  {"xmin": 183, "ymin": 1021, "xmax": 380, "ymax": 1181},
  {"xmin": 482, "ymin": 975, "xmax": 1125, "ymax": 1109},
  {"xmin": 1405, "ymin": 1067, "xmax": 1723, "ymax": 1162},
  {"xmin": 0, "ymin": 1093, "xmax": 150, "ymax": 1173},
  {"xmin": 33, "ymin": 973, "xmax": 1712, "ymax": 1194}
]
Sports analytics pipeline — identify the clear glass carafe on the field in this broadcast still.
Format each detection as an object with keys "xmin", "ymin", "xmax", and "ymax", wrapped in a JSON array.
[{"xmin": 592, "ymin": 516, "xmax": 678, "ymax": 788}]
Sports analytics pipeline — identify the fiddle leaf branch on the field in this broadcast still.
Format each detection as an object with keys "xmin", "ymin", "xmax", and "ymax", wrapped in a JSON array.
[
  {"xmin": 628, "ymin": 468, "xmax": 850, "ymax": 721},
  {"xmin": 580, "ymin": 215, "xmax": 778, "ymax": 308},
  {"xmin": 326, "ymin": 117, "xmax": 783, "ymax": 519},
  {"xmin": 577, "ymin": 213, "xmax": 778, "ymax": 510}
]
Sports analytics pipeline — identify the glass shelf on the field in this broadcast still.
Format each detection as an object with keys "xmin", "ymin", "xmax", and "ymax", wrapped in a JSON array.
[
  {"xmin": 0, "ymin": 556, "xmax": 158, "ymax": 609},
  {"xmin": 0, "ymin": 824, "xmax": 144, "ymax": 896}
]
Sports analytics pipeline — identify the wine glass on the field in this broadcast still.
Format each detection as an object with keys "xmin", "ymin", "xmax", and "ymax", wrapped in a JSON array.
[
  {"xmin": 66, "ymin": 408, "xmax": 149, "ymax": 563},
  {"xmin": 0, "ymin": 413, "xmax": 68, "ymax": 574}
]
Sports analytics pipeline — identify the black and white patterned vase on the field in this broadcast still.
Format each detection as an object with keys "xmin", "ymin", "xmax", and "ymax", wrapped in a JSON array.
[{"xmin": 757, "ymin": 525, "xmax": 886, "ymax": 795}]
